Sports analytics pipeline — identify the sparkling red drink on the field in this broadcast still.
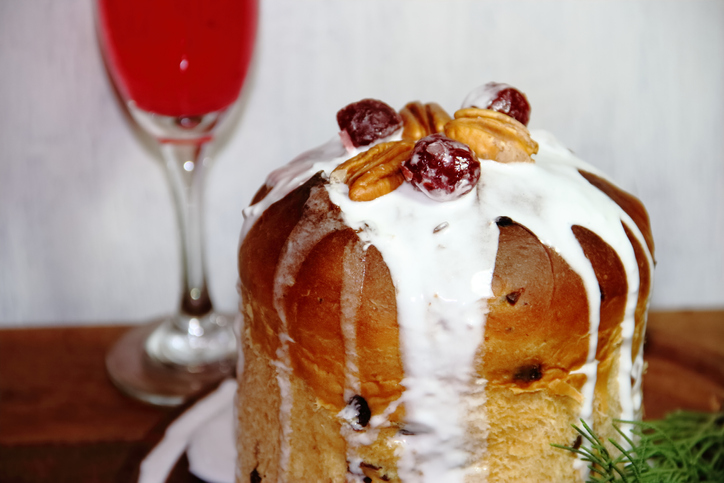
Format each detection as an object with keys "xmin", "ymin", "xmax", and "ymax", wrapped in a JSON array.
[{"xmin": 97, "ymin": 0, "xmax": 257, "ymax": 117}]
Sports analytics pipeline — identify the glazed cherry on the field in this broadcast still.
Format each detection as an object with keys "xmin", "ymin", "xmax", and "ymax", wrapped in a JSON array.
[
  {"xmin": 337, "ymin": 99, "xmax": 403, "ymax": 148},
  {"xmin": 401, "ymin": 133, "xmax": 481, "ymax": 201},
  {"xmin": 485, "ymin": 83, "xmax": 531, "ymax": 126}
]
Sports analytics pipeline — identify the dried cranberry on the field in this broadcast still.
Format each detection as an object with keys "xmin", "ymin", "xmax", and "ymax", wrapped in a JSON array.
[
  {"xmin": 401, "ymin": 134, "xmax": 481, "ymax": 201},
  {"xmin": 464, "ymin": 82, "xmax": 531, "ymax": 126},
  {"xmin": 337, "ymin": 99, "xmax": 403, "ymax": 148}
]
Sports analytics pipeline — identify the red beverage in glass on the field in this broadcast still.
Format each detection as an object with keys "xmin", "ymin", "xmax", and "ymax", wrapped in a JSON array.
[
  {"xmin": 98, "ymin": 0, "xmax": 258, "ymax": 406},
  {"xmin": 97, "ymin": 0, "xmax": 257, "ymax": 117}
]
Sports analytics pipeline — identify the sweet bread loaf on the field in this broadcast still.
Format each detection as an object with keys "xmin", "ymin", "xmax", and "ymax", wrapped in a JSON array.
[{"xmin": 236, "ymin": 83, "xmax": 654, "ymax": 482}]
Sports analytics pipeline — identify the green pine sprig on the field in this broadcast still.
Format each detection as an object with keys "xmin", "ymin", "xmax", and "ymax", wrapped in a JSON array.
[{"xmin": 552, "ymin": 411, "xmax": 724, "ymax": 483}]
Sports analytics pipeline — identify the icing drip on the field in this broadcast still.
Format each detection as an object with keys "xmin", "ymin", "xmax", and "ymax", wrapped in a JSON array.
[
  {"xmin": 340, "ymin": 242, "xmax": 365, "ymax": 401},
  {"xmin": 613, "ymin": 223, "xmax": 641, "ymax": 434},
  {"xmin": 328, "ymin": 182, "xmax": 495, "ymax": 481},
  {"xmin": 338, "ymin": 241, "xmax": 366, "ymax": 479},
  {"xmin": 270, "ymin": 185, "xmax": 348, "ymax": 479},
  {"xmin": 629, "ymin": 219, "xmax": 654, "ymax": 419},
  {"xmin": 241, "ymin": 126, "xmax": 654, "ymax": 482},
  {"xmin": 241, "ymin": 138, "xmax": 348, "ymax": 240},
  {"xmin": 617, "ymin": 218, "xmax": 655, "ymax": 426}
]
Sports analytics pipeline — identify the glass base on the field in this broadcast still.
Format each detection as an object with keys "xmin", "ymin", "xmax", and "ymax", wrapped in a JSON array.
[{"xmin": 106, "ymin": 314, "xmax": 236, "ymax": 406}]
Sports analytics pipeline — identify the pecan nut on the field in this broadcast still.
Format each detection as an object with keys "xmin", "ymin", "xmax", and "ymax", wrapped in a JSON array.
[
  {"xmin": 445, "ymin": 108, "xmax": 538, "ymax": 163},
  {"xmin": 400, "ymin": 102, "xmax": 452, "ymax": 141},
  {"xmin": 331, "ymin": 141, "xmax": 414, "ymax": 201}
]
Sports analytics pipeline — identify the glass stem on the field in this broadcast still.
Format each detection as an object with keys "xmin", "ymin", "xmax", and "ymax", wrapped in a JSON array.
[{"xmin": 160, "ymin": 142, "xmax": 213, "ymax": 327}]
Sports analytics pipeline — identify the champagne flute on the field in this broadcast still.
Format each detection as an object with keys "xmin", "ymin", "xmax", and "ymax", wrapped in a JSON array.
[{"xmin": 97, "ymin": 0, "xmax": 257, "ymax": 406}]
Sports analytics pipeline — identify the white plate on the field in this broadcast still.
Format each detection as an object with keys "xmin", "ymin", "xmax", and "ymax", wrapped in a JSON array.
[{"xmin": 138, "ymin": 379, "xmax": 237, "ymax": 483}]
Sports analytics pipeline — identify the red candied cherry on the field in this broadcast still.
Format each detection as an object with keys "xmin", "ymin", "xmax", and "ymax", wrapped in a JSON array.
[
  {"xmin": 464, "ymin": 82, "xmax": 531, "ymax": 126},
  {"xmin": 401, "ymin": 133, "xmax": 481, "ymax": 201},
  {"xmin": 337, "ymin": 99, "xmax": 403, "ymax": 148}
]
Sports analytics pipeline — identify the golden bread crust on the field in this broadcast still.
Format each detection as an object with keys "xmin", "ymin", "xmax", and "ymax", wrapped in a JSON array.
[
  {"xmin": 482, "ymin": 221, "xmax": 589, "ymax": 391},
  {"xmin": 578, "ymin": 170, "xmax": 655, "ymax": 256},
  {"xmin": 237, "ymin": 168, "xmax": 654, "ymax": 482}
]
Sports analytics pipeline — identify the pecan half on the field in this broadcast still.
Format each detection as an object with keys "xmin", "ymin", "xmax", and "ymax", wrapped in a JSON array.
[
  {"xmin": 400, "ymin": 102, "xmax": 452, "ymax": 141},
  {"xmin": 331, "ymin": 141, "xmax": 414, "ymax": 201},
  {"xmin": 445, "ymin": 108, "xmax": 538, "ymax": 163}
]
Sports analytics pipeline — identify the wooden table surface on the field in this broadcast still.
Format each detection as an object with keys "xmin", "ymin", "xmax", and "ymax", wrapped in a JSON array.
[{"xmin": 1, "ymin": 311, "xmax": 723, "ymax": 482}]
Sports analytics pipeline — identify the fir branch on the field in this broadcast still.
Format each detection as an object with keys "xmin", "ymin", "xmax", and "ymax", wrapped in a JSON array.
[{"xmin": 553, "ymin": 411, "xmax": 724, "ymax": 483}]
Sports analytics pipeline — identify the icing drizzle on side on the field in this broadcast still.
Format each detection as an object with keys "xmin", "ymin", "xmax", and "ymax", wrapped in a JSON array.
[{"xmin": 240, "ymin": 122, "xmax": 653, "ymax": 483}]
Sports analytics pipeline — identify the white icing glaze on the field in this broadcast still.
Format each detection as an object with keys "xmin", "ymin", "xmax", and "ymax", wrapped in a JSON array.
[
  {"xmin": 339, "ymin": 242, "xmax": 366, "ymax": 479},
  {"xmin": 268, "ymin": 185, "xmax": 349, "ymax": 477},
  {"xmin": 329, "ymin": 181, "xmax": 495, "ymax": 481},
  {"xmin": 240, "ymin": 101, "xmax": 654, "ymax": 482}
]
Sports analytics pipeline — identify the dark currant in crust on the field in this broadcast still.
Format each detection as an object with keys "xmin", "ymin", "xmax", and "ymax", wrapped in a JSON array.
[
  {"xmin": 250, "ymin": 468, "xmax": 261, "ymax": 483},
  {"xmin": 514, "ymin": 363, "xmax": 543, "ymax": 384},
  {"xmin": 495, "ymin": 216, "xmax": 514, "ymax": 227},
  {"xmin": 347, "ymin": 395, "xmax": 371, "ymax": 429}
]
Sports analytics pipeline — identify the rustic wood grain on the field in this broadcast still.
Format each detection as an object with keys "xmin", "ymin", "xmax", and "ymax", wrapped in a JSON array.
[
  {"xmin": 642, "ymin": 310, "xmax": 724, "ymax": 420},
  {"xmin": 0, "ymin": 325, "xmax": 171, "ymax": 445}
]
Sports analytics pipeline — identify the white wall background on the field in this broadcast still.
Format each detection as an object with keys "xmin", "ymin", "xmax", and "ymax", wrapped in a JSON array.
[{"xmin": 1, "ymin": 0, "xmax": 723, "ymax": 327}]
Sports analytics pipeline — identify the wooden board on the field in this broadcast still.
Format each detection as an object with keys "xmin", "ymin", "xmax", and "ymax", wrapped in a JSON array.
[{"xmin": 642, "ymin": 310, "xmax": 724, "ymax": 420}]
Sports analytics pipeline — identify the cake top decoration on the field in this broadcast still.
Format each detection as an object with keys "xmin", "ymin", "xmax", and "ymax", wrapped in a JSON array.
[{"xmin": 331, "ymin": 83, "xmax": 538, "ymax": 203}]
